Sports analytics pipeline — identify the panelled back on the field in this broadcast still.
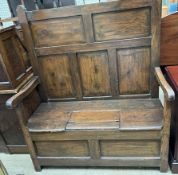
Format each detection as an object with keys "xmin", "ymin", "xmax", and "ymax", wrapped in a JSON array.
[
  {"xmin": 0, "ymin": 26, "xmax": 32, "ymax": 91},
  {"xmin": 18, "ymin": 0, "xmax": 161, "ymax": 101}
]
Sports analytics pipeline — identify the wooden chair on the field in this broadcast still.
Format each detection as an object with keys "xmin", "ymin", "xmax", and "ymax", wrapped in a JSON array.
[
  {"xmin": 6, "ymin": 0, "xmax": 175, "ymax": 172},
  {"xmin": 0, "ymin": 26, "xmax": 33, "ymax": 154}
]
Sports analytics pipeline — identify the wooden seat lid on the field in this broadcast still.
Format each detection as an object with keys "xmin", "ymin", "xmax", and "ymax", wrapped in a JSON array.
[
  {"xmin": 66, "ymin": 110, "xmax": 120, "ymax": 130},
  {"xmin": 28, "ymin": 99, "xmax": 163, "ymax": 132},
  {"xmin": 28, "ymin": 110, "xmax": 71, "ymax": 132}
]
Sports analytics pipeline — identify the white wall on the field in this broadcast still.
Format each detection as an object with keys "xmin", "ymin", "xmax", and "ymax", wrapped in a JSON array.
[
  {"xmin": 75, "ymin": 0, "xmax": 109, "ymax": 5},
  {"xmin": 0, "ymin": 0, "xmax": 13, "ymax": 27}
]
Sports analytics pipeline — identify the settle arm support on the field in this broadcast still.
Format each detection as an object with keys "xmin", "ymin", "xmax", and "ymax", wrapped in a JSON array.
[
  {"xmin": 155, "ymin": 67, "xmax": 175, "ymax": 172},
  {"xmin": 155, "ymin": 67, "xmax": 175, "ymax": 101},
  {"xmin": 6, "ymin": 76, "xmax": 40, "ymax": 109},
  {"xmin": 6, "ymin": 76, "xmax": 42, "ymax": 171}
]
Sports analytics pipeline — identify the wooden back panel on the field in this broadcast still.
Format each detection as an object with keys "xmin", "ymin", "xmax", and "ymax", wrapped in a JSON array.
[{"xmin": 18, "ymin": 0, "xmax": 161, "ymax": 101}]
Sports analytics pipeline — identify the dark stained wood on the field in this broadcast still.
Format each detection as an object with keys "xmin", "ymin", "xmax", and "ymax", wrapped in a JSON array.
[
  {"xmin": 108, "ymin": 48, "xmax": 118, "ymax": 97},
  {"xmin": 35, "ymin": 140, "xmax": 89, "ymax": 157},
  {"xmin": 78, "ymin": 51, "xmax": 111, "ymax": 97},
  {"xmin": 67, "ymin": 110, "xmax": 120, "ymax": 130},
  {"xmin": 88, "ymin": 140, "xmax": 100, "ymax": 159},
  {"xmin": 3, "ymin": 39, "xmax": 24, "ymax": 78},
  {"xmin": 36, "ymin": 37, "xmax": 151, "ymax": 56},
  {"xmin": 171, "ymin": 161, "xmax": 178, "ymax": 174},
  {"xmin": 163, "ymin": 66, "xmax": 178, "ymax": 173},
  {"xmin": 0, "ymin": 74, "xmax": 33, "ymax": 95},
  {"xmin": 155, "ymin": 67, "xmax": 175, "ymax": 172},
  {"xmin": 28, "ymin": 111, "xmax": 70, "ymax": 132},
  {"xmin": 82, "ymin": 13, "xmax": 94, "ymax": 43},
  {"xmin": 17, "ymin": 6, "xmax": 47, "ymax": 101},
  {"xmin": 39, "ymin": 54, "xmax": 75, "ymax": 99},
  {"xmin": 13, "ymin": 0, "xmax": 174, "ymax": 172},
  {"xmin": 0, "ymin": 58, "xmax": 8, "ymax": 82},
  {"xmin": 28, "ymin": 99, "xmax": 163, "ymax": 132},
  {"xmin": 0, "ymin": 86, "xmax": 41, "ymax": 154},
  {"xmin": 118, "ymin": 47, "xmax": 150, "ymax": 95},
  {"xmin": 6, "ymin": 76, "xmax": 40, "ymax": 109},
  {"xmin": 31, "ymin": 16, "xmax": 86, "ymax": 47},
  {"xmin": 31, "ymin": 130, "xmax": 161, "ymax": 141},
  {"xmin": 93, "ymin": 8, "xmax": 150, "ymax": 41},
  {"xmin": 120, "ymin": 109, "xmax": 163, "ymax": 131},
  {"xmin": 68, "ymin": 53, "xmax": 83, "ymax": 100},
  {"xmin": 160, "ymin": 100, "xmax": 173, "ymax": 172},
  {"xmin": 160, "ymin": 12, "xmax": 178, "ymax": 66},
  {"xmin": 100, "ymin": 140, "xmax": 160, "ymax": 157},
  {"xmin": 31, "ymin": 129, "xmax": 162, "ymax": 168},
  {"xmin": 1, "ymin": 111, "xmax": 26, "ymax": 145},
  {"xmin": 0, "ymin": 26, "xmax": 33, "ymax": 91},
  {"xmin": 7, "ymin": 145, "xmax": 28, "ymax": 154},
  {"xmin": 38, "ymin": 157, "xmax": 160, "ymax": 167},
  {"xmin": 18, "ymin": 0, "xmax": 159, "ymax": 100},
  {"xmin": 16, "ymin": 103, "xmax": 41, "ymax": 171},
  {"xmin": 155, "ymin": 67, "xmax": 175, "ymax": 101},
  {"xmin": 0, "ymin": 26, "xmax": 37, "ymax": 154},
  {"xmin": 23, "ymin": 90, "xmax": 41, "ymax": 122}
]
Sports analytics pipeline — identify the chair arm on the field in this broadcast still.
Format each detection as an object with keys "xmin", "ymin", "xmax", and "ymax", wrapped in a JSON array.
[
  {"xmin": 6, "ymin": 76, "xmax": 40, "ymax": 109},
  {"xmin": 155, "ymin": 67, "xmax": 175, "ymax": 101}
]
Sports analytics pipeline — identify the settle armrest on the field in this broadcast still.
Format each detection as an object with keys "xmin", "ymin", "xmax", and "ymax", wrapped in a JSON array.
[
  {"xmin": 6, "ymin": 76, "xmax": 40, "ymax": 109},
  {"xmin": 155, "ymin": 67, "xmax": 175, "ymax": 101}
]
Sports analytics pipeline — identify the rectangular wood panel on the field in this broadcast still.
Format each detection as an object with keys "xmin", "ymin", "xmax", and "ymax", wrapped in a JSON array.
[
  {"xmin": 120, "ymin": 109, "xmax": 163, "ymax": 130},
  {"xmin": 39, "ymin": 54, "xmax": 75, "ymax": 98},
  {"xmin": 118, "ymin": 47, "xmax": 150, "ymax": 95},
  {"xmin": 35, "ymin": 141, "xmax": 89, "ymax": 157},
  {"xmin": 93, "ymin": 8, "xmax": 151, "ymax": 41},
  {"xmin": 14, "ymin": 36, "xmax": 31, "ymax": 69},
  {"xmin": 3, "ymin": 38, "xmax": 26, "ymax": 79},
  {"xmin": 78, "ymin": 51, "xmax": 111, "ymax": 97},
  {"xmin": 31, "ymin": 16, "xmax": 86, "ymax": 47},
  {"xmin": 66, "ymin": 110, "xmax": 120, "ymax": 130},
  {"xmin": 0, "ymin": 58, "xmax": 8, "ymax": 82},
  {"xmin": 100, "ymin": 140, "xmax": 160, "ymax": 157}
]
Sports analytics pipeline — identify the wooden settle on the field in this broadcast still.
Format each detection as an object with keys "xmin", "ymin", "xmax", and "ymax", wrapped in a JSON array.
[{"xmin": 6, "ymin": 0, "xmax": 176, "ymax": 171}]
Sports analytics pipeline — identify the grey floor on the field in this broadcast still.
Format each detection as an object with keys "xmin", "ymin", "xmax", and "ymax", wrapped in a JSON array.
[{"xmin": 0, "ymin": 153, "xmax": 173, "ymax": 175}]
